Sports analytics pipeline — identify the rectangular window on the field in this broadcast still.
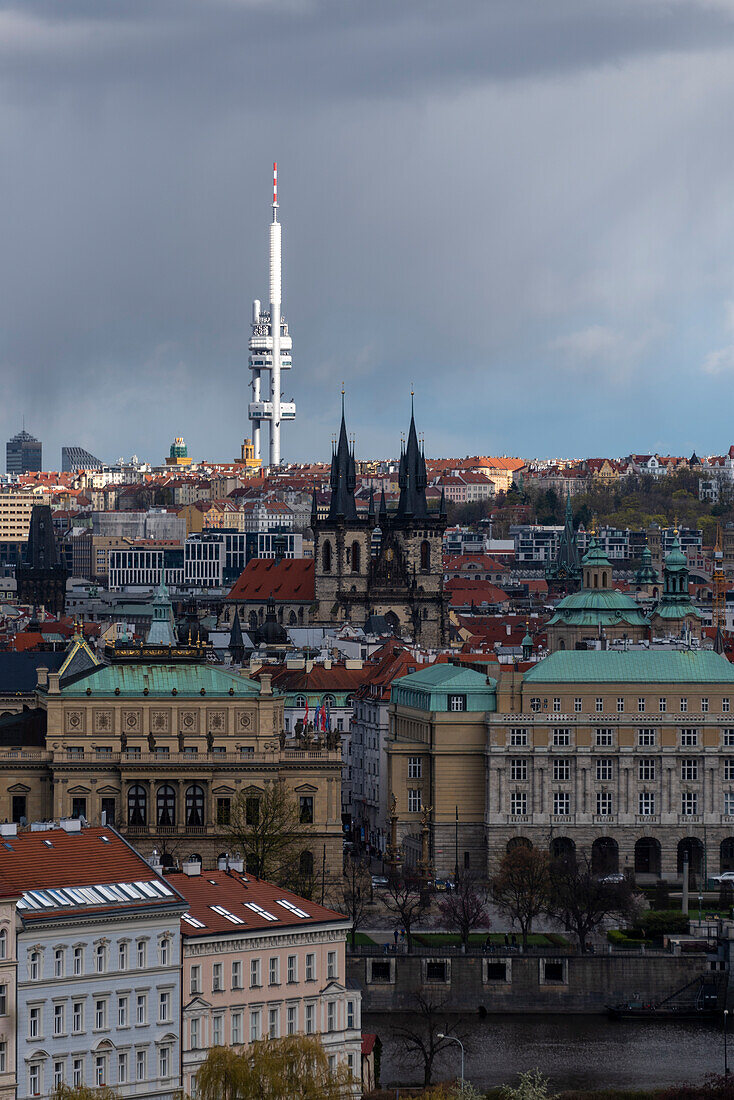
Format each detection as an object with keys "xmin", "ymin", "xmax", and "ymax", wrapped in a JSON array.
[
  {"xmin": 408, "ymin": 756, "xmax": 422, "ymax": 778},
  {"xmin": 73, "ymin": 946, "xmax": 83, "ymax": 975},
  {"xmin": 249, "ymin": 1009, "xmax": 261, "ymax": 1042},
  {"xmin": 595, "ymin": 728, "xmax": 613, "ymax": 746},
  {"xmin": 682, "ymin": 792, "xmax": 698, "ymax": 816},
  {"xmin": 553, "ymin": 698, "xmax": 561, "ymax": 712},
  {"xmin": 659, "ymin": 697, "xmax": 667, "ymax": 713},
  {"xmin": 136, "ymin": 1051, "xmax": 146, "ymax": 1082},
  {"xmin": 449, "ymin": 694, "xmax": 466, "ymax": 712},
  {"xmin": 725, "ymin": 760, "xmax": 734, "ymax": 782},
  {"xmin": 596, "ymin": 791, "xmax": 613, "ymax": 815},
  {"xmin": 287, "ymin": 955, "xmax": 297, "ymax": 983},
  {"xmin": 681, "ymin": 758, "xmax": 699, "ymax": 781},
  {"xmin": 29, "ymin": 1065, "xmax": 40, "ymax": 1096},
  {"xmin": 216, "ymin": 798, "xmax": 231, "ymax": 825},
  {"xmin": 574, "ymin": 698, "xmax": 582, "ymax": 713},
  {"xmin": 327, "ymin": 951, "xmax": 337, "ymax": 980},
  {"xmin": 95, "ymin": 1054, "xmax": 107, "ymax": 1087},
  {"xmin": 681, "ymin": 728, "xmax": 698, "ymax": 746},
  {"xmin": 268, "ymin": 1007, "xmax": 280, "ymax": 1039},
  {"xmin": 95, "ymin": 944, "xmax": 106, "ymax": 973},
  {"xmin": 638, "ymin": 728, "xmax": 656, "ymax": 746},
  {"xmin": 54, "ymin": 1003, "xmax": 64, "ymax": 1036},
  {"xmin": 347, "ymin": 999, "xmax": 356, "ymax": 1029},
  {"xmin": 0, "ymin": 1043, "xmax": 4, "ymax": 1072},
  {"xmin": 725, "ymin": 699, "xmax": 731, "ymax": 714},
  {"xmin": 191, "ymin": 1017, "xmax": 200, "ymax": 1048},
  {"xmin": 250, "ymin": 958, "xmax": 261, "ymax": 988},
  {"xmin": 596, "ymin": 758, "xmax": 613, "ymax": 781},
  {"xmin": 29, "ymin": 951, "xmax": 40, "ymax": 980},
  {"xmin": 232, "ymin": 960, "xmax": 242, "ymax": 989},
  {"xmin": 702, "ymin": 698, "xmax": 709, "ymax": 713},
  {"xmin": 118, "ymin": 942, "xmax": 128, "ymax": 971},
  {"xmin": 137, "ymin": 941, "xmax": 146, "ymax": 968},
  {"xmin": 159, "ymin": 938, "xmax": 170, "ymax": 966},
  {"xmin": 305, "ymin": 953, "xmax": 315, "ymax": 982},
  {"xmin": 408, "ymin": 789, "xmax": 422, "ymax": 813},
  {"xmin": 0, "ymin": 986, "xmax": 6, "ymax": 1016},
  {"xmin": 510, "ymin": 728, "xmax": 528, "ymax": 746},
  {"xmin": 117, "ymin": 996, "xmax": 128, "ymax": 1027},
  {"xmin": 595, "ymin": 697, "xmax": 603, "ymax": 713},
  {"xmin": 552, "ymin": 728, "xmax": 571, "ymax": 746},
  {"xmin": 553, "ymin": 758, "xmax": 570, "ymax": 781},
  {"xmin": 305, "ymin": 1003, "xmax": 315, "ymax": 1034},
  {"xmin": 212, "ymin": 963, "xmax": 223, "ymax": 992},
  {"xmin": 53, "ymin": 1060, "xmax": 62, "ymax": 1089},
  {"xmin": 117, "ymin": 1052, "xmax": 128, "ymax": 1085},
  {"xmin": 553, "ymin": 792, "xmax": 570, "ymax": 816},
  {"xmin": 190, "ymin": 964, "xmax": 201, "ymax": 994},
  {"xmin": 637, "ymin": 697, "xmax": 645, "ymax": 713},
  {"xmin": 54, "ymin": 948, "xmax": 64, "ymax": 977},
  {"xmin": 212, "ymin": 1014, "xmax": 223, "ymax": 1046},
  {"xmin": 299, "ymin": 796, "xmax": 314, "ymax": 824},
  {"xmin": 617, "ymin": 697, "xmax": 624, "ymax": 713},
  {"xmin": 136, "ymin": 993, "xmax": 146, "ymax": 1025},
  {"xmin": 72, "ymin": 1001, "xmax": 83, "ymax": 1033},
  {"xmin": 29, "ymin": 1006, "xmax": 40, "ymax": 1038},
  {"xmin": 231, "ymin": 1010, "xmax": 243, "ymax": 1044},
  {"xmin": 639, "ymin": 758, "xmax": 656, "ymax": 781},
  {"xmin": 95, "ymin": 998, "xmax": 107, "ymax": 1030},
  {"xmin": 511, "ymin": 791, "xmax": 527, "ymax": 815},
  {"xmin": 639, "ymin": 792, "xmax": 656, "ymax": 816},
  {"xmin": 159, "ymin": 991, "xmax": 170, "ymax": 1022},
  {"xmin": 724, "ymin": 792, "xmax": 734, "ymax": 815},
  {"xmin": 510, "ymin": 758, "xmax": 527, "ymax": 781},
  {"xmin": 159, "ymin": 1047, "xmax": 170, "ymax": 1080},
  {"xmin": 680, "ymin": 697, "xmax": 688, "ymax": 713},
  {"xmin": 725, "ymin": 730, "xmax": 734, "ymax": 747},
  {"xmin": 327, "ymin": 1001, "xmax": 336, "ymax": 1032},
  {"xmin": 287, "ymin": 1004, "xmax": 297, "ymax": 1035},
  {"xmin": 73, "ymin": 1059, "xmax": 83, "ymax": 1088},
  {"xmin": 269, "ymin": 957, "xmax": 280, "ymax": 986}
]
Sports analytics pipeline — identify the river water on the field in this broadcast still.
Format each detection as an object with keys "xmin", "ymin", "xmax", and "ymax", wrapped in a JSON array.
[{"xmin": 365, "ymin": 1012, "xmax": 728, "ymax": 1091}]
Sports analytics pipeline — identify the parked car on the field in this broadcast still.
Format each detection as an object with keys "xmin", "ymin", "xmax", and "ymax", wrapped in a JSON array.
[
  {"xmin": 598, "ymin": 872, "xmax": 625, "ymax": 884},
  {"xmin": 710, "ymin": 871, "xmax": 734, "ymax": 885},
  {"xmin": 371, "ymin": 875, "xmax": 389, "ymax": 889}
]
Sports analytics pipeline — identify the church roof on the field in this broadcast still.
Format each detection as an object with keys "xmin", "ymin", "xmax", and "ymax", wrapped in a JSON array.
[
  {"xmin": 226, "ymin": 559, "xmax": 315, "ymax": 603},
  {"xmin": 548, "ymin": 588, "xmax": 649, "ymax": 627}
]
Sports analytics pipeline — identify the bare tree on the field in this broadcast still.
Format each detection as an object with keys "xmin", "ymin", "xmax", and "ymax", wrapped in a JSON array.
[
  {"xmin": 437, "ymin": 872, "xmax": 490, "ymax": 949},
  {"xmin": 328, "ymin": 855, "xmax": 372, "ymax": 948},
  {"xmin": 491, "ymin": 846, "xmax": 551, "ymax": 948},
  {"xmin": 546, "ymin": 855, "xmax": 636, "ymax": 953},
  {"xmin": 391, "ymin": 995, "xmax": 470, "ymax": 1087},
  {"xmin": 382, "ymin": 875, "xmax": 430, "ymax": 952},
  {"xmin": 225, "ymin": 781, "xmax": 307, "ymax": 887}
]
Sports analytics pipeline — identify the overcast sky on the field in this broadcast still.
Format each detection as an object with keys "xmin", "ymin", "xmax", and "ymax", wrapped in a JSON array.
[{"xmin": 3, "ymin": 0, "xmax": 734, "ymax": 468}]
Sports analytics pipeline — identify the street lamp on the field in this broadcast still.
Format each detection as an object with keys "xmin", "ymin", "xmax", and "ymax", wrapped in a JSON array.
[
  {"xmin": 437, "ymin": 1033, "xmax": 464, "ymax": 1091},
  {"xmin": 725, "ymin": 1009, "xmax": 729, "ymax": 1077},
  {"xmin": 699, "ymin": 892, "xmax": 703, "ymax": 924}
]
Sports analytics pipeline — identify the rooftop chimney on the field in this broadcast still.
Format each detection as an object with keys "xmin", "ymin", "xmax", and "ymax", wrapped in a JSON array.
[{"xmin": 183, "ymin": 859, "xmax": 202, "ymax": 877}]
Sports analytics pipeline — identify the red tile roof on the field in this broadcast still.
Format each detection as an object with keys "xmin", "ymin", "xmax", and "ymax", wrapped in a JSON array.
[
  {"xmin": 170, "ymin": 869, "xmax": 348, "ymax": 937},
  {"xmin": 226, "ymin": 559, "xmax": 315, "ymax": 602}
]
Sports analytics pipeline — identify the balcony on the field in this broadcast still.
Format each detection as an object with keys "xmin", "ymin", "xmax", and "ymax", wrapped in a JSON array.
[
  {"xmin": 679, "ymin": 814, "xmax": 701, "ymax": 824},
  {"xmin": 636, "ymin": 814, "xmax": 660, "ymax": 824},
  {"xmin": 593, "ymin": 815, "xmax": 615, "ymax": 824}
]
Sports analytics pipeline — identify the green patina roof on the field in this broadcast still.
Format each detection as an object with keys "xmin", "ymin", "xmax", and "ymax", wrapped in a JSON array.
[
  {"xmin": 524, "ymin": 650, "xmax": 734, "ymax": 684},
  {"xmin": 55, "ymin": 662, "xmax": 262, "ymax": 698},
  {"xmin": 391, "ymin": 663, "xmax": 497, "ymax": 712},
  {"xmin": 665, "ymin": 536, "xmax": 687, "ymax": 569},
  {"xmin": 652, "ymin": 601, "xmax": 703, "ymax": 621},
  {"xmin": 548, "ymin": 588, "xmax": 649, "ymax": 627},
  {"xmin": 581, "ymin": 539, "xmax": 613, "ymax": 569}
]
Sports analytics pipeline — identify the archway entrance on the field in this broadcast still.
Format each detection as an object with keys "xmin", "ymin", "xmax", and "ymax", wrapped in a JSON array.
[
  {"xmin": 721, "ymin": 838, "xmax": 734, "ymax": 873},
  {"xmin": 677, "ymin": 837, "xmax": 704, "ymax": 884},
  {"xmin": 507, "ymin": 837, "xmax": 532, "ymax": 853},
  {"xmin": 550, "ymin": 836, "xmax": 576, "ymax": 866},
  {"xmin": 634, "ymin": 837, "xmax": 661, "ymax": 877},
  {"xmin": 591, "ymin": 837, "xmax": 619, "ymax": 876}
]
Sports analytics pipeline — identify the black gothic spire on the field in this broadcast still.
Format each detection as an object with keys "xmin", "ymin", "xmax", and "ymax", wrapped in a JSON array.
[
  {"xmin": 378, "ymin": 489, "xmax": 388, "ymax": 526},
  {"xmin": 228, "ymin": 610, "xmax": 245, "ymax": 664},
  {"xmin": 397, "ymin": 396, "xmax": 429, "ymax": 520},
  {"xmin": 327, "ymin": 395, "xmax": 358, "ymax": 521},
  {"xmin": 311, "ymin": 487, "xmax": 318, "ymax": 527},
  {"xmin": 367, "ymin": 487, "xmax": 376, "ymax": 525}
]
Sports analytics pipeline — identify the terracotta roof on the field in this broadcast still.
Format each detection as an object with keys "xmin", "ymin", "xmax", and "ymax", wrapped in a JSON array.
[
  {"xmin": 254, "ymin": 665, "xmax": 369, "ymax": 693},
  {"xmin": 170, "ymin": 869, "xmax": 348, "ymax": 937},
  {"xmin": 226, "ymin": 559, "xmax": 315, "ymax": 603},
  {"xmin": 362, "ymin": 1034, "xmax": 377, "ymax": 1056}
]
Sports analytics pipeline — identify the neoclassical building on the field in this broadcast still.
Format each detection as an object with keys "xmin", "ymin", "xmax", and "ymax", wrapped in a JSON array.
[
  {"xmin": 310, "ymin": 401, "xmax": 448, "ymax": 646},
  {"xmin": 0, "ymin": 635, "xmax": 343, "ymax": 877},
  {"xmin": 387, "ymin": 650, "xmax": 734, "ymax": 885}
]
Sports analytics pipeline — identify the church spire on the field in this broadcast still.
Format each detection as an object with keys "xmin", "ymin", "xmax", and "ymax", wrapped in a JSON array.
[
  {"xmin": 327, "ymin": 392, "xmax": 358, "ymax": 521},
  {"xmin": 397, "ymin": 394, "xmax": 429, "ymax": 519},
  {"xmin": 367, "ymin": 487, "xmax": 376, "ymax": 525}
]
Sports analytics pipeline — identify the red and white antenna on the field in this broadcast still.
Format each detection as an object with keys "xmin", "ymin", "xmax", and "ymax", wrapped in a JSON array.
[{"xmin": 272, "ymin": 161, "xmax": 278, "ymax": 213}]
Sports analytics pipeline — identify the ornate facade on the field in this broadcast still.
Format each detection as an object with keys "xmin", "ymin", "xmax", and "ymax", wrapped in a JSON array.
[{"xmin": 311, "ymin": 402, "xmax": 448, "ymax": 646}]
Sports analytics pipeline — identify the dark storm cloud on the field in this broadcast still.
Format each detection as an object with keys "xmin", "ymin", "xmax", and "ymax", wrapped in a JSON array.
[{"xmin": 2, "ymin": 0, "xmax": 734, "ymax": 465}]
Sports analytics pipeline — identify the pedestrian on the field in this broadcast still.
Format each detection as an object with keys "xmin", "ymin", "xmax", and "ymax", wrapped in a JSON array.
[
  {"xmin": 504, "ymin": 933, "xmax": 509, "ymax": 947},
  {"xmin": 393, "ymin": 928, "xmax": 399, "ymax": 947},
  {"xmin": 511, "ymin": 933, "xmax": 517, "ymax": 949}
]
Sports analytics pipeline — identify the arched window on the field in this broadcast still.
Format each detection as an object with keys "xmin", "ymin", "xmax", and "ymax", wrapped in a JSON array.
[
  {"xmin": 294, "ymin": 694, "xmax": 307, "ymax": 709},
  {"xmin": 322, "ymin": 540, "xmax": 332, "ymax": 573},
  {"xmin": 351, "ymin": 541, "xmax": 361, "ymax": 574},
  {"xmin": 602, "ymin": 571, "xmax": 608, "ymax": 588},
  {"xmin": 248, "ymin": 610, "xmax": 258, "ymax": 630},
  {"xmin": 288, "ymin": 610, "xmax": 297, "ymax": 625},
  {"xmin": 321, "ymin": 694, "xmax": 336, "ymax": 708},
  {"xmin": 0, "ymin": 929, "xmax": 6, "ymax": 960},
  {"xmin": 185, "ymin": 785, "xmax": 205, "ymax": 828},
  {"xmin": 298, "ymin": 607, "xmax": 304, "ymax": 625},
  {"xmin": 128, "ymin": 785, "xmax": 147, "ymax": 827},
  {"xmin": 420, "ymin": 540, "xmax": 431, "ymax": 571},
  {"xmin": 299, "ymin": 850, "xmax": 314, "ymax": 876},
  {"xmin": 157, "ymin": 785, "xmax": 176, "ymax": 828}
]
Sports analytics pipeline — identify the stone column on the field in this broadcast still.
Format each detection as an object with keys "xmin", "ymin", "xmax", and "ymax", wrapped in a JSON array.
[{"xmin": 681, "ymin": 852, "xmax": 689, "ymax": 913}]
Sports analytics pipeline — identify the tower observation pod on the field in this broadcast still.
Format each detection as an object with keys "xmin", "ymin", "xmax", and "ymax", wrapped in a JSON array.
[{"xmin": 247, "ymin": 162, "xmax": 296, "ymax": 467}]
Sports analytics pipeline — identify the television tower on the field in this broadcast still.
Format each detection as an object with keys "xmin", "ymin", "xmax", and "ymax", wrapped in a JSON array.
[{"xmin": 247, "ymin": 163, "xmax": 295, "ymax": 467}]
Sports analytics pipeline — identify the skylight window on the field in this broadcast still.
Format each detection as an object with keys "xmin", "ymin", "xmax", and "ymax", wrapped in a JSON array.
[
  {"xmin": 276, "ymin": 899, "xmax": 310, "ymax": 918},
  {"xmin": 182, "ymin": 913, "xmax": 206, "ymax": 929},
  {"xmin": 210, "ymin": 905, "xmax": 245, "ymax": 925},
  {"xmin": 100, "ymin": 836, "xmax": 111, "ymax": 844},
  {"xmin": 43, "ymin": 839, "xmax": 53, "ymax": 848},
  {"xmin": 244, "ymin": 902, "xmax": 278, "ymax": 922},
  {"xmin": 27, "ymin": 890, "xmax": 55, "ymax": 908}
]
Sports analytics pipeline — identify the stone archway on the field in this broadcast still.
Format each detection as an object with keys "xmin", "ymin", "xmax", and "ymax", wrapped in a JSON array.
[
  {"xmin": 591, "ymin": 836, "xmax": 619, "ymax": 876},
  {"xmin": 550, "ymin": 836, "xmax": 576, "ymax": 866},
  {"xmin": 507, "ymin": 836, "xmax": 532, "ymax": 853},
  {"xmin": 677, "ymin": 837, "xmax": 704, "ymax": 884},
  {"xmin": 721, "ymin": 837, "xmax": 734, "ymax": 873},
  {"xmin": 634, "ymin": 836, "xmax": 661, "ymax": 877}
]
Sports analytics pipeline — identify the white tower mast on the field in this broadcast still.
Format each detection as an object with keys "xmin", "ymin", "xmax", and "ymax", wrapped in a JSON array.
[{"xmin": 247, "ymin": 163, "xmax": 295, "ymax": 467}]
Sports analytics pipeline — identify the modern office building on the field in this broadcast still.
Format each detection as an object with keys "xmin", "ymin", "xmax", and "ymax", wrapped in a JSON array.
[
  {"xmin": 6, "ymin": 430, "xmax": 41, "ymax": 475},
  {"xmin": 61, "ymin": 446, "xmax": 104, "ymax": 473}
]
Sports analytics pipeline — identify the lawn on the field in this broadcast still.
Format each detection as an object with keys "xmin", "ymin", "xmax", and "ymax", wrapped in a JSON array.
[
  {"xmin": 413, "ymin": 932, "xmax": 568, "ymax": 947},
  {"xmin": 351, "ymin": 932, "xmax": 377, "ymax": 946}
]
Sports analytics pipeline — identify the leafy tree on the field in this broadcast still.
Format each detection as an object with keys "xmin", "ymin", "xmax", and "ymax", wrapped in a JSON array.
[
  {"xmin": 381, "ymin": 874, "xmax": 430, "ymax": 952},
  {"xmin": 328, "ymin": 855, "xmax": 372, "ymax": 947},
  {"xmin": 437, "ymin": 872, "xmax": 490, "ymax": 949},
  {"xmin": 546, "ymin": 855, "xmax": 636, "ymax": 953},
  {"xmin": 195, "ymin": 1035, "xmax": 354, "ymax": 1100},
  {"xmin": 501, "ymin": 1069, "xmax": 559, "ymax": 1100},
  {"xmin": 52, "ymin": 1087, "xmax": 121, "ymax": 1100},
  {"xmin": 491, "ymin": 846, "xmax": 550, "ymax": 948},
  {"xmin": 225, "ymin": 781, "xmax": 307, "ymax": 887},
  {"xmin": 391, "ymin": 994, "xmax": 471, "ymax": 1087}
]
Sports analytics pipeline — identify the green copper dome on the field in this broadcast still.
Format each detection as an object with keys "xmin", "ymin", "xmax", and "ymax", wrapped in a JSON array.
[
  {"xmin": 664, "ymin": 535, "xmax": 687, "ymax": 570},
  {"xmin": 636, "ymin": 544, "xmax": 658, "ymax": 585},
  {"xmin": 548, "ymin": 587, "xmax": 650, "ymax": 628},
  {"xmin": 581, "ymin": 538, "xmax": 613, "ymax": 570}
]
